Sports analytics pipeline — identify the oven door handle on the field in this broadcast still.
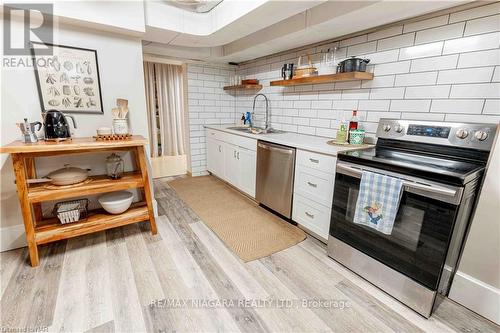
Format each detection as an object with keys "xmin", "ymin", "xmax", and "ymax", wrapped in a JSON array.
[{"xmin": 336, "ymin": 162, "xmax": 461, "ymax": 201}]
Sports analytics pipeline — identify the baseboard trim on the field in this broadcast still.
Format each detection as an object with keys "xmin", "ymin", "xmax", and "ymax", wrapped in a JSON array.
[
  {"xmin": 0, "ymin": 224, "xmax": 26, "ymax": 252},
  {"xmin": 449, "ymin": 270, "xmax": 500, "ymax": 324}
]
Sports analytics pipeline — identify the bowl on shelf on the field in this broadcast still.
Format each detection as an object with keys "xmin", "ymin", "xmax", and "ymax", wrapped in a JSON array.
[{"xmin": 98, "ymin": 191, "xmax": 133, "ymax": 214}]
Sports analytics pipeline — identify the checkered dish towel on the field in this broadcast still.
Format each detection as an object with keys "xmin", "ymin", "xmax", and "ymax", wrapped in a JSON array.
[{"xmin": 353, "ymin": 171, "xmax": 404, "ymax": 235}]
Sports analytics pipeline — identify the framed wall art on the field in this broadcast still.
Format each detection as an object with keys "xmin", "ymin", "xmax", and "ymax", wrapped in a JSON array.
[{"xmin": 31, "ymin": 42, "xmax": 104, "ymax": 114}]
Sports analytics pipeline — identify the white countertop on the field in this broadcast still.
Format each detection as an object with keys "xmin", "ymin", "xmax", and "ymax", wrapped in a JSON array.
[{"xmin": 205, "ymin": 125, "xmax": 373, "ymax": 156}]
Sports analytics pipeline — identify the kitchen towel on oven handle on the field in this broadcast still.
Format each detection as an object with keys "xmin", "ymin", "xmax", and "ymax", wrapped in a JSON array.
[{"xmin": 353, "ymin": 171, "xmax": 404, "ymax": 235}]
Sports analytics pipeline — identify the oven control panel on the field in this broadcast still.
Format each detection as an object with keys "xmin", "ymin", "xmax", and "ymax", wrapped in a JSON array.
[{"xmin": 376, "ymin": 119, "xmax": 498, "ymax": 151}]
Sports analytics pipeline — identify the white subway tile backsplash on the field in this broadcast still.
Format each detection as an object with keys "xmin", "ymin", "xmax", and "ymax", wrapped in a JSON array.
[
  {"xmin": 443, "ymin": 32, "xmax": 500, "ymax": 54},
  {"xmin": 183, "ymin": 4, "xmax": 500, "ymax": 176},
  {"xmin": 415, "ymin": 23, "xmax": 465, "ymax": 45},
  {"xmin": 347, "ymin": 41, "xmax": 377, "ymax": 56},
  {"xmin": 437, "ymin": 67, "xmax": 494, "ymax": 84},
  {"xmin": 332, "ymin": 100, "xmax": 358, "ymax": 110},
  {"xmin": 450, "ymin": 83, "xmax": 500, "ymax": 98},
  {"xmin": 401, "ymin": 112, "xmax": 445, "ymax": 121},
  {"xmin": 403, "ymin": 15, "xmax": 449, "ymax": 33},
  {"xmin": 395, "ymin": 72, "xmax": 438, "ymax": 86},
  {"xmin": 390, "ymin": 99, "xmax": 431, "ymax": 112},
  {"xmin": 483, "ymin": 99, "xmax": 500, "ymax": 114},
  {"xmin": 368, "ymin": 26, "xmax": 403, "ymax": 41},
  {"xmin": 377, "ymin": 33, "xmax": 415, "ymax": 51},
  {"xmin": 311, "ymin": 100, "xmax": 333, "ymax": 109},
  {"xmin": 341, "ymin": 89, "xmax": 370, "ymax": 100},
  {"xmin": 492, "ymin": 66, "xmax": 500, "ymax": 81},
  {"xmin": 405, "ymin": 85, "xmax": 451, "ymax": 98},
  {"xmin": 370, "ymin": 87, "xmax": 405, "ymax": 99},
  {"xmin": 465, "ymin": 14, "xmax": 500, "ymax": 36},
  {"xmin": 449, "ymin": 2, "xmax": 500, "ymax": 23},
  {"xmin": 431, "ymin": 99, "xmax": 484, "ymax": 113},
  {"xmin": 399, "ymin": 42, "xmax": 443, "ymax": 60},
  {"xmin": 410, "ymin": 54, "xmax": 459, "ymax": 72},
  {"xmin": 359, "ymin": 100, "xmax": 391, "ymax": 111},
  {"xmin": 361, "ymin": 75, "xmax": 395, "ymax": 88},
  {"xmin": 340, "ymin": 34, "xmax": 368, "ymax": 47},
  {"xmin": 457, "ymin": 49, "xmax": 500, "ymax": 68},
  {"xmin": 445, "ymin": 113, "xmax": 500, "ymax": 123},
  {"xmin": 374, "ymin": 61, "xmax": 411, "ymax": 75},
  {"xmin": 363, "ymin": 49, "xmax": 400, "ymax": 64}
]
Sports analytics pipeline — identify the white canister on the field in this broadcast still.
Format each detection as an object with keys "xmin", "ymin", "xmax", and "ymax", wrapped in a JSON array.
[{"xmin": 113, "ymin": 119, "xmax": 129, "ymax": 135}]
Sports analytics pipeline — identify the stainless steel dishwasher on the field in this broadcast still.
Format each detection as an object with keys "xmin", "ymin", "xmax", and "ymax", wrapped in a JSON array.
[{"xmin": 256, "ymin": 141, "xmax": 296, "ymax": 218}]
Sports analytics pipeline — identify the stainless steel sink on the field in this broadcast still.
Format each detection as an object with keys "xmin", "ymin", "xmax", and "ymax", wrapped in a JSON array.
[{"xmin": 227, "ymin": 126, "xmax": 284, "ymax": 134}]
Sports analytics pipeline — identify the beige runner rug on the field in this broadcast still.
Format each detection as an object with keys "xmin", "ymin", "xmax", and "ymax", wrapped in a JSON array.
[{"xmin": 168, "ymin": 176, "xmax": 306, "ymax": 262}]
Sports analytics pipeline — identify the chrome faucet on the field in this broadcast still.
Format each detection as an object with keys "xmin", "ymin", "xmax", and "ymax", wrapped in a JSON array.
[{"xmin": 252, "ymin": 93, "xmax": 271, "ymax": 132}]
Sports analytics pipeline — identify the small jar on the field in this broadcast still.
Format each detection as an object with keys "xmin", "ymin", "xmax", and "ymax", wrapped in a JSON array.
[
  {"xmin": 106, "ymin": 153, "xmax": 124, "ymax": 179},
  {"xmin": 113, "ymin": 119, "xmax": 129, "ymax": 135}
]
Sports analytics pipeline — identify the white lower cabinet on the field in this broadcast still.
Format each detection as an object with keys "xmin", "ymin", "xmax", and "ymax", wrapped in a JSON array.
[
  {"xmin": 206, "ymin": 129, "xmax": 257, "ymax": 198},
  {"xmin": 293, "ymin": 193, "xmax": 332, "ymax": 241},
  {"xmin": 237, "ymin": 147, "xmax": 257, "ymax": 197},
  {"xmin": 293, "ymin": 149, "xmax": 337, "ymax": 241},
  {"xmin": 207, "ymin": 138, "xmax": 225, "ymax": 177}
]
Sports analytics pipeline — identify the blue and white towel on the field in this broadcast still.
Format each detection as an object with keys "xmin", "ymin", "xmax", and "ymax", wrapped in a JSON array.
[{"xmin": 353, "ymin": 171, "xmax": 404, "ymax": 235}]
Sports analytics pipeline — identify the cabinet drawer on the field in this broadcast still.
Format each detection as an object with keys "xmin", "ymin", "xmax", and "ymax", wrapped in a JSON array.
[
  {"xmin": 296, "ymin": 149, "xmax": 336, "ymax": 174},
  {"xmin": 225, "ymin": 132, "xmax": 257, "ymax": 151},
  {"xmin": 206, "ymin": 128, "xmax": 225, "ymax": 141},
  {"xmin": 293, "ymin": 193, "xmax": 331, "ymax": 241},
  {"xmin": 294, "ymin": 166, "xmax": 334, "ymax": 207}
]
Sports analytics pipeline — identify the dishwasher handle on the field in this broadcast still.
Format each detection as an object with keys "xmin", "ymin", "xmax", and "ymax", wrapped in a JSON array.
[{"xmin": 258, "ymin": 142, "xmax": 294, "ymax": 155}]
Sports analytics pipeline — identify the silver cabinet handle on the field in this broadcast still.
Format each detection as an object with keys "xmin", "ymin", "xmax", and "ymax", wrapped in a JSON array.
[
  {"xmin": 218, "ymin": 145, "xmax": 221, "ymax": 153},
  {"xmin": 237, "ymin": 152, "xmax": 240, "ymax": 160},
  {"xmin": 309, "ymin": 158, "xmax": 319, "ymax": 163},
  {"xmin": 305, "ymin": 212, "xmax": 315, "ymax": 219},
  {"xmin": 307, "ymin": 181, "xmax": 317, "ymax": 188}
]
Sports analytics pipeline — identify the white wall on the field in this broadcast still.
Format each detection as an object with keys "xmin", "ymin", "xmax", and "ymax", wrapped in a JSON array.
[
  {"xmin": 449, "ymin": 132, "xmax": 500, "ymax": 324},
  {"xmin": 1, "ymin": 17, "xmax": 150, "ymax": 251},
  {"xmin": 186, "ymin": 63, "xmax": 235, "ymax": 176},
  {"xmin": 235, "ymin": 2, "xmax": 500, "ymax": 138}
]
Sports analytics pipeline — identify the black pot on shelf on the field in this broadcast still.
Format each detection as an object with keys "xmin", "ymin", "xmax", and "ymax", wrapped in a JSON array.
[{"xmin": 338, "ymin": 56, "xmax": 370, "ymax": 73}]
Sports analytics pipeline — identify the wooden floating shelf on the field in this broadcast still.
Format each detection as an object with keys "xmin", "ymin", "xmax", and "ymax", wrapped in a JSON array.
[
  {"xmin": 27, "ymin": 172, "xmax": 144, "ymax": 203},
  {"xmin": 223, "ymin": 84, "xmax": 263, "ymax": 91},
  {"xmin": 35, "ymin": 203, "xmax": 149, "ymax": 244},
  {"xmin": 270, "ymin": 72, "xmax": 374, "ymax": 86}
]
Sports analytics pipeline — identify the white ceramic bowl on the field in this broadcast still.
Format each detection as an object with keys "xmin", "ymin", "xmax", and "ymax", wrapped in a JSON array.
[
  {"xmin": 97, "ymin": 127, "xmax": 112, "ymax": 135},
  {"xmin": 98, "ymin": 191, "xmax": 133, "ymax": 214}
]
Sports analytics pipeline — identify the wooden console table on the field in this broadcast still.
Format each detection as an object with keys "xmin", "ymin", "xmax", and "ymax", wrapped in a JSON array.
[{"xmin": 0, "ymin": 136, "xmax": 157, "ymax": 266}]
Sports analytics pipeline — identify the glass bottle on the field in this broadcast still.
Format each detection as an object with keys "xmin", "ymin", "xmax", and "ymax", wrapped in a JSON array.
[
  {"xmin": 349, "ymin": 110, "xmax": 359, "ymax": 130},
  {"xmin": 106, "ymin": 153, "xmax": 124, "ymax": 179}
]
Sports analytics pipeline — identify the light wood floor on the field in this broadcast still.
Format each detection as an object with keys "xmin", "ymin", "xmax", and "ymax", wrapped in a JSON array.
[{"xmin": 0, "ymin": 178, "xmax": 498, "ymax": 333}]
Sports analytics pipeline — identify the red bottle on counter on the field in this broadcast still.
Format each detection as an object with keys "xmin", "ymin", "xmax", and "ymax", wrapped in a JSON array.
[{"xmin": 349, "ymin": 110, "xmax": 359, "ymax": 130}]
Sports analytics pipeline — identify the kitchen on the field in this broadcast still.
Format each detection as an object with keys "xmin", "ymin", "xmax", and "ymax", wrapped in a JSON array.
[{"xmin": 1, "ymin": 1, "xmax": 499, "ymax": 332}]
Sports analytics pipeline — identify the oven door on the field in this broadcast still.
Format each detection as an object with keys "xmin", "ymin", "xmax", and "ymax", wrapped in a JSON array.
[{"xmin": 330, "ymin": 162, "xmax": 464, "ymax": 291}]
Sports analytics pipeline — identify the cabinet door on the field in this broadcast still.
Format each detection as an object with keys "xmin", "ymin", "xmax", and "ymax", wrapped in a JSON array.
[
  {"xmin": 207, "ymin": 138, "xmax": 224, "ymax": 177},
  {"xmin": 224, "ymin": 143, "xmax": 240, "ymax": 186},
  {"xmin": 237, "ymin": 147, "xmax": 256, "ymax": 198}
]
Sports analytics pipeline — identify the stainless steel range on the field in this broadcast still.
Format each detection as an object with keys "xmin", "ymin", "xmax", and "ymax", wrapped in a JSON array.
[{"xmin": 328, "ymin": 119, "xmax": 498, "ymax": 318}]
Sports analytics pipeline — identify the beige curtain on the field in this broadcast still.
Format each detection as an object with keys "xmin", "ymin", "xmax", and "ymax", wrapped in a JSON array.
[
  {"xmin": 143, "ymin": 62, "xmax": 185, "ymax": 156},
  {"xmin": 143, "ymin": 62, "xmax": 159, "ymax": 157}
]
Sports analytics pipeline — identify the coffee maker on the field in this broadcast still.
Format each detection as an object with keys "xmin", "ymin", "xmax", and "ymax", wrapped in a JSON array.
[
  {"xmin": 17, "ymin": 118, "xmax": 42, "ymax": 143},
  {"xmin": 43, "ymin": 110, "xmax": 77, "ymax": 141}
]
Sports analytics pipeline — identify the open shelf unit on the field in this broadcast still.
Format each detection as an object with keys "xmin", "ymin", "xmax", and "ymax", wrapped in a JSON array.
[
  {"xmin": 28, "ymin": 172, "xmax": 144, "ymax": 203},
  {"xmin": 270, "ymin": 71, "xmax": 374, "ymax": 86},
  {"xmin": 0, "ymin": 136, "xmax": 157, "ymax": 266},
  {"xmin": 223, "ymin": 84, "xmax": 263, "ymax": 91},
  {"xmin": 35, "ymin": 203, "xmax": 149, "ymax": 244}
]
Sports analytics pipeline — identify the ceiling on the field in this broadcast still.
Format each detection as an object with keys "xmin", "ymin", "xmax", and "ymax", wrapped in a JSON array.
[{"xmin": 142, "ymin": 0, "xmax": 473, "ymax": 63}]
